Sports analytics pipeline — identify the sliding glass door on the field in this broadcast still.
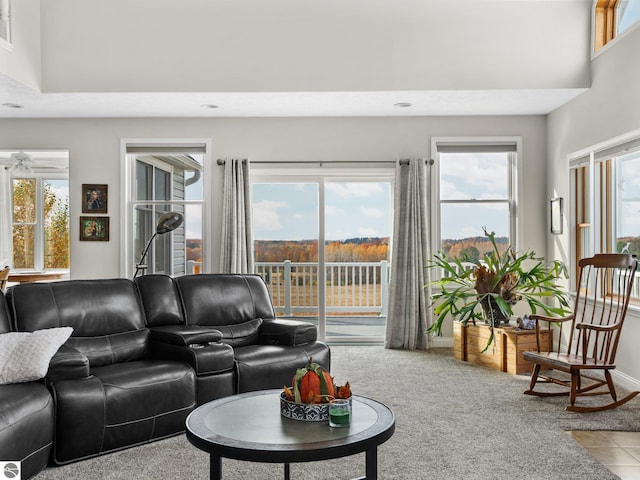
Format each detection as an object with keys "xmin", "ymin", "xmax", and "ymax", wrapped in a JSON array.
[
  {"xmin": 323, "ymin": 181, "xmax": 391, "ymax": 343},
  {"xmin": 252, "ymin": 175, "xmax": 392, "ymax": 344},
  {"xmin": 252, "ymin": 182, "xmax": 320, "ymax": 326}
]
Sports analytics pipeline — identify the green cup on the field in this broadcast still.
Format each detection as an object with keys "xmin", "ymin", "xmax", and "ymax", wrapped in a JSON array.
[{"xmin": 329, "ymin": 399, "xmax": 351, "ymax": 427}]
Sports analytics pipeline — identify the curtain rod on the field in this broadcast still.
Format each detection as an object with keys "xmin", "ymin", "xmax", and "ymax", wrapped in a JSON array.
[{"xmin": 216, "ymin": 158, "xmax": 434, "ymax": 166}]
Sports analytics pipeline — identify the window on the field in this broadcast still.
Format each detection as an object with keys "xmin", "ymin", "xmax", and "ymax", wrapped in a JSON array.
[
  {"xmin": 124, "ymin": 142, "xmax": 206, "ymax": 278},
  {"xmin": 619, "ymin": 0, "xmax": 640, "ymax": 32},
  {"xmin": 594, "ymin": 0, "xmax": 640, "ymax": 52},
  {"xmin": 0, "ymin": 0, "xmax": 10, "ymax": 45},
  {"xmin": 570, "ymin": 134, "xmax": 640, "ymax": 296},
  {"xmin": 10, "ymin": 170, "xmax": 69, "ymax": 272},
  {"xmin": 134, "ymin": 159, "xmax": 174, "ymax": 274},
  {"xmin": 431, "ymin": 139, "xmax": 520, "ymax": 262}
]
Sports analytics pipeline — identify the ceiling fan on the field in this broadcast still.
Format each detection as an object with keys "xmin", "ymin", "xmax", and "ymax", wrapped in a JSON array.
[{"xmin": 0, "ymin": 151, "xmax": 68, "ymax": 176}]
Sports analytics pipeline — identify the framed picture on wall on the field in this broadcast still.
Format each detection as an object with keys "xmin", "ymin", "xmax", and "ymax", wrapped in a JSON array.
[
  {"xmin": 79, "ymin": 216, "xmax": 109, "ymax": 241},
  {"xmin": 82, "ymin": 184, "xmax": 108, "ymax": 214},
  {"xmin": 550, "ymin": 197, "xmax": 563, "ymax": 235}
]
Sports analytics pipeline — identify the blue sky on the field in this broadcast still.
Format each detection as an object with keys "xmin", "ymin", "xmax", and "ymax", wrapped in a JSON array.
[
  {"xmin": 188, "ymin": 147, "xmax": 640, "ymax": 244},
  {"xmin": 251, "ymin": 154, "xmax": 510, "ymax": 243},
  {"xmin": 439, "ymin": 152, "xmax": 510, "ymax": 240},
  {"xmin": 620, "ymin": 0, "xmax": 640, "ymax": 32},
  {"xmin": 47, "ymin": 180, "xmax": 69, "ymax": 208},
  {"xmin": 617, "ymin": 150, "xmax": 640, "ymax": 237},
  {"xmin": 252, "ymin": 182, "xmax": 392, "ymax": 241}
]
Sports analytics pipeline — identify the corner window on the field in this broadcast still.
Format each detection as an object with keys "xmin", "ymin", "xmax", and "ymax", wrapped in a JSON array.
[
  {"xmin": 594, "ymin": 0, "xmax": 640, "ymax": 52},
  {"xmin": 431, "ymin": 139, "xmax": 519, "ymax": 260},
  {"xmin": 0, "ymin": 0, "xmax": 10, "ymax": 45},
  {"xmin": 570, "ymin": 135, "xmax": 640, "ymax": 297}
]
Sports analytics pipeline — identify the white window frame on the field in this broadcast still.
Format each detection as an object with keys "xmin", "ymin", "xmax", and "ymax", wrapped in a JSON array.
[
  {"xmin": 592, "ymin": 0, "xmax": 640, "ymax": 57},
  {"xmin": 250, "ymin": 163, "xmax": 395, "ymax": 344},
  {"xmin": 133, "ymin": 157, "xmax": 174, "ymax": 275},
  {"xmin": 0, "ymin": 0, "xmax": 11, "ymax": 49},
  {"xmin": 11, "ymin": 172, "xmax": 69, "ymax": 272},
  {"xmin": 120, "ymin": 139, "xmax": 212, "ymax": 278},
  {"xmin": 429, "ymin": 136, "xmax": 523, "ymax": 255},
  {"xmin": 569, "ymin": 128, "xmax": 640, "ymax": 294}
]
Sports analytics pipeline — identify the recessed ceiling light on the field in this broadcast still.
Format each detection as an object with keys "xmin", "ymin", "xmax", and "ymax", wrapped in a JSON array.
[
  {"xmin": 2, "ymin": 103, "xmax": 24, "ymax": 109},
  {"xmin": 393, "ymin": 102, "xmax": 412, "ymax": 108},
  {"xmin": 201, "ymin": 104, "xmax": 219, "ymax": 109}
]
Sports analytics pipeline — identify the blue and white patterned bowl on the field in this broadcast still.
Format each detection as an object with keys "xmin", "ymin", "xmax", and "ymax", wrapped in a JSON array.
[{"xmin": 280, "ymin": 392, "xmax": 330, "ymax": 422}]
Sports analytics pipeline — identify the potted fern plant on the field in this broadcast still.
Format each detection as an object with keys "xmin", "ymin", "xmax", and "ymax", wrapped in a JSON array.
[{"xmin": 426, "ymin": 227, "xmax": 571, "ymax": 350}]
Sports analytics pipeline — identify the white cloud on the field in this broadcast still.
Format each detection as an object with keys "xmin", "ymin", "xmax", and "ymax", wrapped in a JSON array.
[
  {"xmin": 440, "ymin": 179, "xmax": 469, "ymax": 199},
  {"xmin": 361, "ymin": 206, "xmax": 385, "ymax": 218},
  {"xmin": 325, "ymin": 205, "xmax": 342, "ymax": 216},
  {"xmin": 253, "ymin": 200, "xmax": 287, "ymax": 231},
  {"xmin": 441, "ymin": 153, "xmax": 507, "ymax": 194},
  {"xmin": 184, "ymin": 204, "xmax": 203, "ymax": 239},
  {"xmin": 326, "ymin": 183, "xmax": 383, "ymax": 198},
  {"xmin": 51, "ymin": 186, "xmax": 70, "ymax": 200}
]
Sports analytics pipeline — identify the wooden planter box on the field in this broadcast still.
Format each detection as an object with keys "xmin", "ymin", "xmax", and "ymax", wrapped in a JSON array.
[{"xmin": 453, "ymin": 322, "xmax": 552, "ymax": 374}]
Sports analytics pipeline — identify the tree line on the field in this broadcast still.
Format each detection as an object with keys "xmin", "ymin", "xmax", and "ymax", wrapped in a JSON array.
[
  {"xmin": 254, "ymin": 238, "xmax": 389, "ymax": 263},
  {"xmin": 442, "ymin": 236, "xmax": 509, "ymax": 263}
]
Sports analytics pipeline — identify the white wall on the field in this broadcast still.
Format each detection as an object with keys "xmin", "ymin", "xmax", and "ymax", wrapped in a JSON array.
[
  {"xmin": 39, "ymin": 0, "xmax": 590, "ymax": 93},
  {"xmin": 0, "ymin": 115, "xmax": 547, "ymax": 291},
  {"xmin": 0, "ymin": 0, "xmax": 40, "ymax": 90},
  {"xmin": 548, "ymin": 24, "xmax": 640, "ymax": 388}
]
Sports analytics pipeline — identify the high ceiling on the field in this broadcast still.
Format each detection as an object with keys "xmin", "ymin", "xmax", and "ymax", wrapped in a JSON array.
[{"xmin": 0, "ymin": 0, "xmax": 592, "ymax": 119}]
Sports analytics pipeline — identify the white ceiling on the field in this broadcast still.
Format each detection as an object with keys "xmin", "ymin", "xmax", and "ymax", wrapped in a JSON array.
[
  {"xmin": 0, "ymin": 87, "xmax": 586, "ymax": 119},
  {"xmin": 0, "ymin": 73, "xmax": 586, "ymax": 118},
  {"xmin": 0, "ymin": 0, "xmax": 592, "ymax": 119}
]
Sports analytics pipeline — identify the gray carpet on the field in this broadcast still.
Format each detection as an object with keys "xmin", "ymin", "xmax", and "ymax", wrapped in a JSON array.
[{"xmin": 36, "ymin": 346, "xmax": 639, "ymax": 479}]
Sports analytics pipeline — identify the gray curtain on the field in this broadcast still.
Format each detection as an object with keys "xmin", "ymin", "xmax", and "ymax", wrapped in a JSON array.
[
  {"xmin": 385, "ymin": 159, "xmax": 430, "ymax": 350},
  {"xmin": 219, "ymin": 158, "xmax": 254, "ymax": 274}
]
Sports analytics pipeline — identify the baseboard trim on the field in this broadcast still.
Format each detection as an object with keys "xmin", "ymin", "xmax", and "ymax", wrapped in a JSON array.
[{"xmin": 612, "ymin": 369, "xmax": 640, "ymax": 392}]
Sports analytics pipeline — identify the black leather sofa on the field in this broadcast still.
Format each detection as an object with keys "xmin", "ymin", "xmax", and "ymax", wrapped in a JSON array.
[
  {"xmin": 0, "ymin": 293, "xmax": 55, "ymax": 480},
  {"xmin": 7, "ymin": 279, "xmax": 196, "ymax": 466},
  {"xmin": 1, "ymin": 274, "xmax": 330, "ymax": 477},
  {"xmin": 135, "ymin": 274, "xmax": 331, "ymax": 400}
]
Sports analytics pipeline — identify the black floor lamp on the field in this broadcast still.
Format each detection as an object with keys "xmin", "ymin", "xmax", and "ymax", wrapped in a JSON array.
[{"xmin": 133, "ymin": 211, "xmax": 184, "ymax": 279}]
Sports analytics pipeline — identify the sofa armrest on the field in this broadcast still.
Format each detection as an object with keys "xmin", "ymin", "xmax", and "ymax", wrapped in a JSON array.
[
  {"xmin": 259, "ymin": 318, "xmax": 317, "ymax": 346},
  {"xmin": 46, "ymin": 345, "xmax": 90, "ymax": 384},
  {"xmin": 149, "ymin": 325, "xmax": 223, "ymax": 347}
]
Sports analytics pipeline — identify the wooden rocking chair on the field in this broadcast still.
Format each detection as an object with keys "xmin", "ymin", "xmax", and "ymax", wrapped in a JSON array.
[{"xmin": 523, "ymin": 253, "xmax": 639, "ymax": 412}]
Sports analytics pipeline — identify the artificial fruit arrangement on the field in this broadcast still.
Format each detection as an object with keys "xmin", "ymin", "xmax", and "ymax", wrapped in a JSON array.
[{"xmin": 283, "ymin": 359, "xmax": 351, "ymax": 404}]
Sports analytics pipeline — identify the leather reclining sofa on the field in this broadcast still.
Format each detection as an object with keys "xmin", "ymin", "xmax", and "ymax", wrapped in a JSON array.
[
  {"xmin": 0, "ymin": 274, "xmax": 330, "ymax": 479},
  {"xmin": 0, "ymin": 293, "xmax": 55, "ymax": 480}
]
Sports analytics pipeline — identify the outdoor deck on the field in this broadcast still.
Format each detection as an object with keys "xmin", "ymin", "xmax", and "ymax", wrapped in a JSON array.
[{"xmin": 255, "ymin": 260, "xmax": 390, "ymax": 343}]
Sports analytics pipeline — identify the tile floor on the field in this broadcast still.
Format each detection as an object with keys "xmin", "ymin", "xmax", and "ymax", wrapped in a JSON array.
[{"xmin": 570, "ymin": 431, "xmax": 640, "ymax": 479}]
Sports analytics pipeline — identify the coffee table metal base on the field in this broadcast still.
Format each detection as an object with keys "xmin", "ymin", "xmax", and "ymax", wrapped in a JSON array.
[
  {"xmin": 208, "ymin": 449, "xmax": 376, "ymax": 480},
  {"xmin": 187, "ymin": 390, "xmax": 394, "ymax": 480}
]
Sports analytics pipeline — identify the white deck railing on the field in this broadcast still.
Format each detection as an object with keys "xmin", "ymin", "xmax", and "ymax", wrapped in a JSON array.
[{"xmin": 255, "ymin": 260, "xmax": 390, "ymax": 317}]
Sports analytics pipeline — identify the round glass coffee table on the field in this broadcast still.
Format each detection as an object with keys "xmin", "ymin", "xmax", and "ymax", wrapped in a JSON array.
[{"xmin": 186, "ymin": 389, "xmax": 395, "ymax": 480}]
